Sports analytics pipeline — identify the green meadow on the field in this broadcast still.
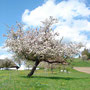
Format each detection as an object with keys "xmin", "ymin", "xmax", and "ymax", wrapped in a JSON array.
[
  {"xmin": 0, "ymin": 68, "xmax": 90, "ymax": 90},
  {"xmin": 72, "ymin": 58, "xmax": 90, "ymax": 67}
]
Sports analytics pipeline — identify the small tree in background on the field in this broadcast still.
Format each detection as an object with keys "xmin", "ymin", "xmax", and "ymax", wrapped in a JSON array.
[
  {"xmin": 4, "ymin": 17, "xmax": 82, "ymax": 77},
  {"xmin": 0, "ymin": 58, "xmax": 17, "ymax": 69},
  {"xmin": 82, "ymin": 48, "xmax": 90, "ymax": 60},
  {"xmin": 82, "ymin": 55, "xmax": 88, "ymax": 61}
]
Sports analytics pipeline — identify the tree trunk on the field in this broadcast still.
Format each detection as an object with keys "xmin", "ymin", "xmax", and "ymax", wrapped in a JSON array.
[{"xmin": 27, "ymin": 60, "xmax": 40, "ymax": 77}]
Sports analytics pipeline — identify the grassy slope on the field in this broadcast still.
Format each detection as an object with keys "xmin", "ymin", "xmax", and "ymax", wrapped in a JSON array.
[
  {"xmin": 0, "ymin": 69, "xmax": 90, "ymax": 90},
  {"xmin": 72, "ymin": 58, "xmax": 90, "ymax": 67}
]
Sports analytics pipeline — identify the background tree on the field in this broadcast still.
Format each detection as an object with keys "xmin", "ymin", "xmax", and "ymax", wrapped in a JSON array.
[
  {"xmin": 87, "ymin": 53, "xmax": 90, "ymax": 60},
  {"xmin": 82, "ymin": 55, "xmax": 88, "ymax": 61},
  {"xmin": 82, "ymin": 48, "xmax": 90, "ymax": 60},
  {"xmin": 4, "ymin": 17, "xmax": 82, "ymax": 77},
  {"xmin": 0, "ymin": 58, "xmax": 18, "ymax": 69},
  {"xmin": 82, "ymin": 48, "xmax": 88, "ymax": 56}
]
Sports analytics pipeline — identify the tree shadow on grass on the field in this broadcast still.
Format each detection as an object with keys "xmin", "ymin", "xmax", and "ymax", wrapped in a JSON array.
[{"xmin": 20, "ymin": 75, "xmax": 89, "ymax": 80}]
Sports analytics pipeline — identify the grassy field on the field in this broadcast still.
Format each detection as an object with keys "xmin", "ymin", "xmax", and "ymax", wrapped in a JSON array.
[
  {"xmin": 71, "ymin": 58, "xmax": 90, "ymax": 67},
  {"xmin": 0, "ymin": 69, "xmax": 90, "ymax": 90}
]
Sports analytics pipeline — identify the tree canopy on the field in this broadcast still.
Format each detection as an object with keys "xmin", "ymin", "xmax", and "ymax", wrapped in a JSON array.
[{"xmin": 4, "ymin": 17, "xmax": 82, "ymax": 77}]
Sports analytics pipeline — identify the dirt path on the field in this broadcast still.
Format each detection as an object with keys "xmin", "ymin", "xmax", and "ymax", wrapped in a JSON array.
[{"xmin": 73, "ymin": 67, "xmax": 90, "ymax": 74}]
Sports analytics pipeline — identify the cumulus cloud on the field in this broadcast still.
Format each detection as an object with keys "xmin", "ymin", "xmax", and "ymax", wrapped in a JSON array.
[
  {"xmin": 22, "ymin": 0, "xmax": 90, "ymax": 48},
  {"xmin": 0, "ymin": 46, "xmax": 9, "ymax": 53},
  {"xmin": 86, "ymin": 42, "xmax": 90, "ymax": 49},
  {"xmin": 0, "ymin": 54, "xmax": 12, "ymax": 59},
  {"xmin": 0, "ymin": 46, "xmax": 12, "ymax": 59}
]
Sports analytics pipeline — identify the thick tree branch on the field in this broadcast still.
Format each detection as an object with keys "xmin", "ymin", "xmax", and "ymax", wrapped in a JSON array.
[{"xmin": 43, "ymin": 60, "xmax": 68, "ymax": 65}]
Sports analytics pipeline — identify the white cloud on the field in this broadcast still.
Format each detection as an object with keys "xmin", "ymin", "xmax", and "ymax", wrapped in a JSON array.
[
  {"xmin": 0, "ymin": 54, "xmax": 12, "ymax": 59},
  {"xmin": 22, "ymin": 0, "xmax": 90, "ymax": 48},
  {"xmin": 86, "ymin": 42, "xmax": 90, "ymax": 49},
  {"xmin": 0, "ymin": 46, "xmax": 12, "ymax": 59},
  {"xmin": 0, "ymin": 46, "xmax": 9, "ymax": 52}
]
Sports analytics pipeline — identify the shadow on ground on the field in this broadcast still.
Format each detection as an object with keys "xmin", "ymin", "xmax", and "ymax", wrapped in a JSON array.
[{"xmin": 20, "ymin": 75, "xmax": 89, "ymax": 80}]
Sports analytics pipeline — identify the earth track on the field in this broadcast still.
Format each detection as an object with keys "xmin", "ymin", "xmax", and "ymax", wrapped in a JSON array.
[{"xmin": 74, "ymin": 67, "xmax": 90, "ymax": 74}]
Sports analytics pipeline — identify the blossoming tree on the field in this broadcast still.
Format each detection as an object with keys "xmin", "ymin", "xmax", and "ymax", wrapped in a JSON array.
[{"xmin": 4, "ymin": 17, "xmax": 82, "ymax": 77}]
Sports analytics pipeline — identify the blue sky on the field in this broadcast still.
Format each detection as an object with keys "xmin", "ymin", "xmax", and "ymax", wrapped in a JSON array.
[
  {"xmin": 0, "ymin": 0, "xmax": 44, "ymax": 45},
  {"xmin": 0, "ymin": 0, "xmax": 90, "ymax": 59}
]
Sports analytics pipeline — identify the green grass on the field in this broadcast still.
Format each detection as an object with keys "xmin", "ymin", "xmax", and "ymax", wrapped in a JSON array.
[
  {"xmin": 72, "ymin": 58, "xmax": 90, "ymax": 67},
  {"xmin": 0, "ymin": 69, "xmax": 90, "ymax": 90}
]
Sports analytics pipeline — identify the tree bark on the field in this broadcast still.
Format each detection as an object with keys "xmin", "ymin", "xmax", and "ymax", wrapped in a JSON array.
[{"xmin": 27, "ymin": 60, "xmax": 40, "ymax": 77}]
